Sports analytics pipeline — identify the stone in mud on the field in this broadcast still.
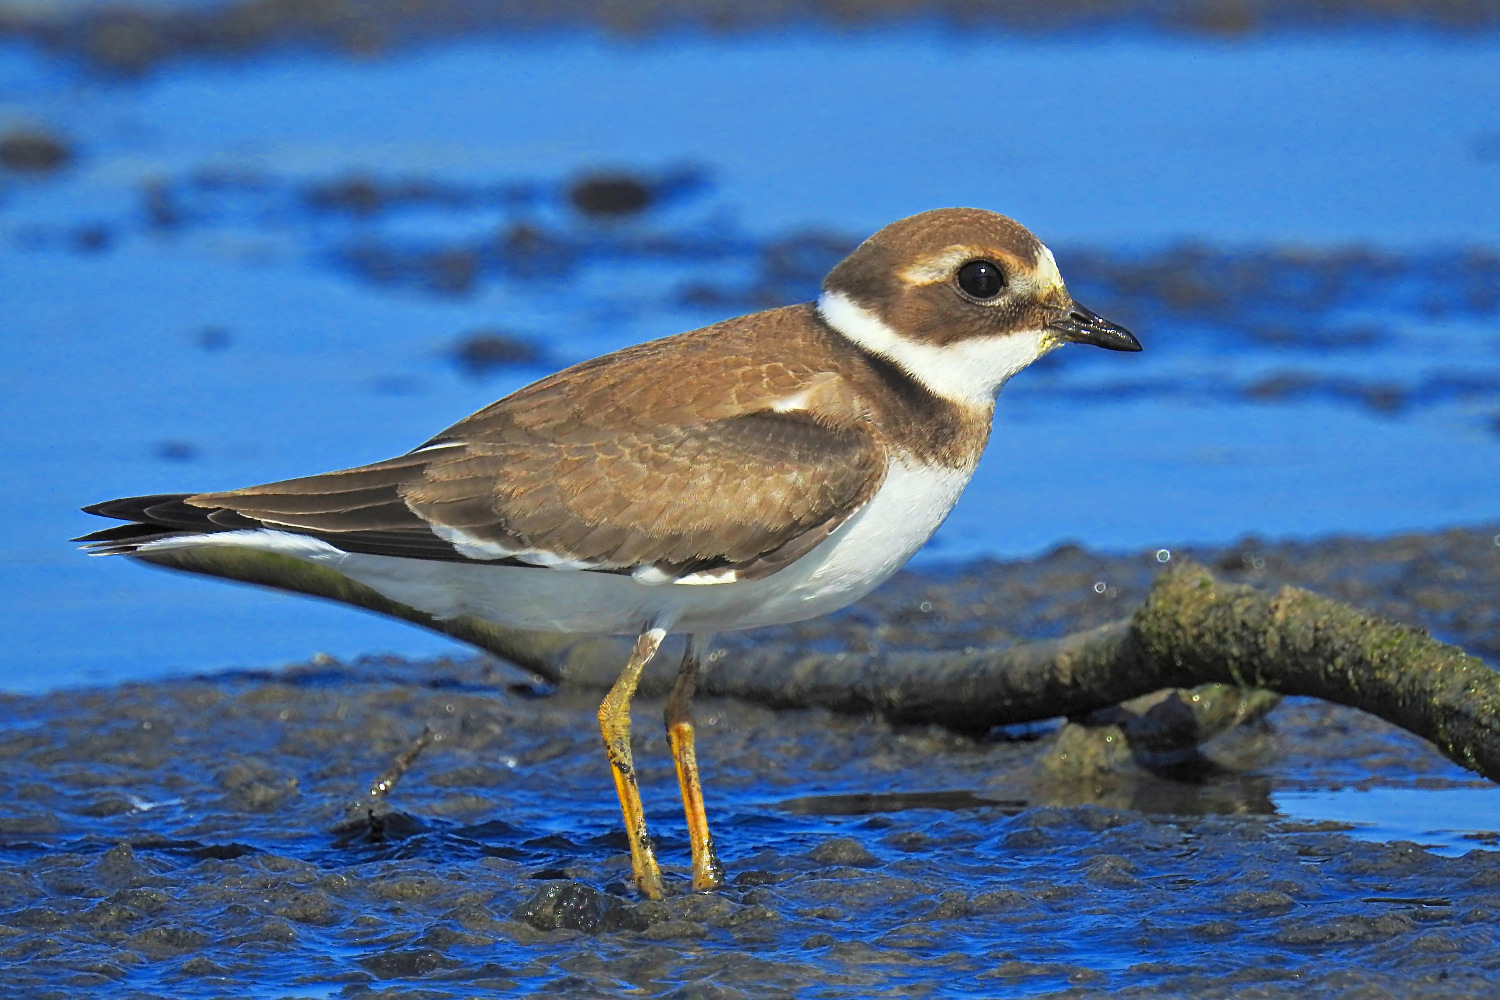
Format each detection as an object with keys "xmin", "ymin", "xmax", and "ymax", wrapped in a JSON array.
[
  {"xmin": 731, "ymin": 869, "xmax": 791, "ymax": 887},
  {"xmin": 75, "ymin": 793, "xmax": 139, "ymax": 817},
  {"xmin": 1001, "ymin": 827, "xmax": 1054, "ymax": 850},
  {"xmin": 925, "ymin": 891, "xmax": 972, "ymax": 919},
  {"xmin": 568, "ymin": 173, "xmax": 653, "ymax": 217},
  {"xmin": 515, "ymin": 881, "xmax": 650, "ymax": 934},
  {"xmin": 1191, "ymin": 919, "xmax": 1241, "ymax": 938},
  {"xmin": 1084, "ymin": 854, "xmax": 1145, "ymax": 888},
  {"xmin": 107, "ymin": 887, "xmax": 170, "ymax": 916},
  {"xmin": 1275, "ymin": 912, "xmax": 1416, "ymax": 945},
  {"xmin": 224, "ymin": 917, "xmax": 298, "ymax": 948},
  {"xmin": 95, "ymin": 842, "xmax": 145, "ymax": 884},
  {"xmin": 125, "ymin": 924, "xmax": 210, "ymax": 960},
  {"xmin": 970, "ymin": 889, "xmax": 1032, "ymax": 912},
  {"xmin": 179, "ymin": 956, "xmax": 232, "ymax": 977},
  {"xmin": 0, "ymin": 129, "xmax": 71, "ymax": 173},
  {"xmin": 621, "ymin": 897, "xmax": 676, "ymax": 931},
  {"xmin": 450, "ymin": 330, "xmax": 542, "ymax": 377},
  {"xmin": 673, "ymin": 892, "xmax": 738, "ymax": 925},
  {"xmin": 641, "ymin": 917, "xmax": 706, "ymax": 940},
  {"xmin": 269, "ymin": 889, "xmax": 339, "ymax": 926},
  {"xmin": 416, "ymin": 924, "xmax": 491, "ymax": 949},
  {"xmin": 1221, "ymin": 889, "xmax": 1295, "ymax": 913},
  {"xmin": 369, "ymin": 875, "xmax": 446, "ymax": 902},
  {"xmin": 719, "ymin": 903, "xmax": 780, "ymax": 928},
  {"xmin": 81, "ymin": 901, "xmax": 142, "ymax": 930},
  {"xmin": 357, "ymin": 946, "xmax": 460, "ymax": 979},
  {"xmin": 215, "ymin": 760, "xmax": 298, "ymax": 811},
  {"xmin": 665, "ymin": 983, "xmax": 748, "ymax": 1000},
  {"xmin": 809, "ymin": 837, "xmax": 879, "ymax": 867}
]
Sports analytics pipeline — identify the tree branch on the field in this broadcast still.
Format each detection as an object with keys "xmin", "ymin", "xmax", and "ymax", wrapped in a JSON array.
[{"xmin": 131, "ymin": 549, "xmax": 1500, "ymax": 783}]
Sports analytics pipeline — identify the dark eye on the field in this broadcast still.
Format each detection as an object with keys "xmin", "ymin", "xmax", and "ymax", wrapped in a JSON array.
[{"xmin": 957, "ymin": 259, "xmax": 1005, "ymax": 299}]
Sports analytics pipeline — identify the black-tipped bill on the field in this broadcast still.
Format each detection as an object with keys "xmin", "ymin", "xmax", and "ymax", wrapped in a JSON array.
[{"xmin": 1048, "ymin": 302, "xmax": 1142, "ymax": 352}]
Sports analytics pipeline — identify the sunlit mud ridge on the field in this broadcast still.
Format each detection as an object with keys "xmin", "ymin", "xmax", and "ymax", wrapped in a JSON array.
[
  {"xmin": 5, "ymin": 0, "xmax": 1499, "ymax": 76},
  {"xmin": 13, "ymin": 163, "xmax": 1500, "ymax": 433}
]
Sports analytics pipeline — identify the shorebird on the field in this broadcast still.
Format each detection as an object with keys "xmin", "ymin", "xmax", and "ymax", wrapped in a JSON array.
[{"xmin": 78, "ymin": 207, "xmax": 1141, "ymax": 899}]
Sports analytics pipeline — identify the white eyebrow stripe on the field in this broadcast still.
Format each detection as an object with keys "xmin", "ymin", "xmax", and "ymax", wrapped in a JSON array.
[
  {"xmin": 899, "ymin": 242, "xmax": 1067, "ymax": 300},
  {"xmin": 900, "ymin": 245, "xmax": 985, "ymax": 286}
]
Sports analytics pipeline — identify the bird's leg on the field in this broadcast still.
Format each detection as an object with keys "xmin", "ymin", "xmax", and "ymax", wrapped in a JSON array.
[
  {"xmin": 666, "ymin": 633, "xmax": 725, "ymax": 891},
  {"xmin": 598, "ymin": 625, "xmax": 666, "ymax": 899}
]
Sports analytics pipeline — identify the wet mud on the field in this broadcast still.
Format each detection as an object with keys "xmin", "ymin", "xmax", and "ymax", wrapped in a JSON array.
[
  {"xmin": 17, "ymin": 161, "xmax": 1500, "ymax": 433},
  {"xmin": 3, "ymin": 526, "xmax": 1499, "ymax": 997},
  {"xmin": 4, "ymin": 0, "xmax": 1498, "ymax": 77}
]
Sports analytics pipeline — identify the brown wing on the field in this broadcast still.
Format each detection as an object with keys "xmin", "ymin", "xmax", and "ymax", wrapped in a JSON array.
[
  {"xmin": 167, "ymin": 411, "xmax": 881, "ymax": 581},
  {"xmin": 167, "ymin": 315, "xmax": 887, "ymax": 581},
  {"xmin": 414, "ymin": 410, "xmax": 883, "ymax": 578}
]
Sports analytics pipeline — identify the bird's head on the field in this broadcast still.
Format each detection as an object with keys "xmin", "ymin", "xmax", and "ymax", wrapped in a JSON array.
[{"xmin": 818, "ymin": 207, "xmax": 1140, "ymax": 407}]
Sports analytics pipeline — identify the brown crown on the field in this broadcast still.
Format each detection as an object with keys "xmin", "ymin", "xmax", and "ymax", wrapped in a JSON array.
[{"xmin": 822, "ymin": 207, "xmax": 1069, "ymax": 346}]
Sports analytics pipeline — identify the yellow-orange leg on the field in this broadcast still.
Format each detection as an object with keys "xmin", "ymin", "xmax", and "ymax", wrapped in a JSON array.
[
  {"xmin": 599, "ymin": 626, "xmax": 667, "ymax": 900},
  {"xmin": 666, "ymin": 633, "xmax": 725, "ymax": 891}
]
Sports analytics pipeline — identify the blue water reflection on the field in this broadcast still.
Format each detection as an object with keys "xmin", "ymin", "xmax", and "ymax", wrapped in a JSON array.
[{"xmin": 2, "ymin": 32, "xmax": 1498, "ymax": 690}]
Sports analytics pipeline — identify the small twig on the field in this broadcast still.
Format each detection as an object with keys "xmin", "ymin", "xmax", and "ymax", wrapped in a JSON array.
[
  {"xmin": 367, "ymin": 725, "xmax": 437, "ymax": 802},
  {"xmin": 341, "ymin": 725, "xmax": 439, "ymax": 838}
]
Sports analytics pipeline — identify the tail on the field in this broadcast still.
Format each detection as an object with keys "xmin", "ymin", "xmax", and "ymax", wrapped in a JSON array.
[{"xmin": 74, "ymin": 494, "xmax": 258, "ymax": 555}]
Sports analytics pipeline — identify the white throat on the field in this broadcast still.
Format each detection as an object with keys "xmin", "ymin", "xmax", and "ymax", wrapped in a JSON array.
[{"xmin": 817, "ymin": 290, "xmax": 1054, "ymax": 407}]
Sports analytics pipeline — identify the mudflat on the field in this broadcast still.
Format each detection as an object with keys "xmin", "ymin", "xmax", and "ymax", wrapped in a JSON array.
[{"xmin": 2, "ymin": 525, "xmax": 1498, "ymax": 997}]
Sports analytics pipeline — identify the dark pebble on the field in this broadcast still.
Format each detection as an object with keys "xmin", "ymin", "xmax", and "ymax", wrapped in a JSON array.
[
  {"xmin": 216, "ymin": 760, "xmax": 298, "ymax": 811},
  {"xmin": 1276, "ymin": 912, "xmax": 1416, "ymax": 945},
  {"xmin": 809, "ymin": 837, "xmax": 880, "ymax": 867},
  {"xmin": 516, "ymin": 882, "xmax": 650, "ymax": 934},
  {"xmin": 95, "ymin": 843, "xmax": 144, "ymax": 883},
  {"xmin": 665, "ymin": 983, "xmax": 747, "ymax": 1000},
  {"xmin": 568, "ymin": 173, "xmax": 653, "ymax": 217},
  {"xmin": 357, "ymin": 946, "xmax": 460, "ymax": 979},
  {"xmin": 1221, "ymin": 889, "xmax": 1296, "ymax": 912},
  {"xmin": 153, "ymin": 440, "xmax": 198, "ymax": 462},
  {"xmin": 195, "ymin": 326, "xmax": 232, "ymax": 351},
  {"xmin": 179, "ymin": 956, "xmax": 231, "ymax": 976},
  {"xmin": 0, "ymin": 129, "xmax": 71, "ymax": 172},
  {"xmin": 125, "ymin": 925, "xmax": 209, "ymax": 960},
  {"xmin": 1083, "ymin": 854, "xmax": 1144, "ymax": 888},
  {"xmin": 450, "ymin": 329, "xmax": 542, "ymax": 376}
]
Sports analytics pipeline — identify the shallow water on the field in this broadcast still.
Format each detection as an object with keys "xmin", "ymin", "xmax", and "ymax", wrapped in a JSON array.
[
  {"xmin": 3, "ymin": 30, "xmax": 1500, "ymax": 687},
  {"xmin": 1275, "ymin": 787, "xmax": 1500, "ymax": 858},
  {"xmin": 2, "ymin": 23, "xmax": 1499, "ymax": 994}
]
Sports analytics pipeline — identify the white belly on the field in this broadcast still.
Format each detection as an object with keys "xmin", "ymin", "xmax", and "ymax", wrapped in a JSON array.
[{"xmin": 138, "ymin": 458, "xmax": 974, "ymax": 635}]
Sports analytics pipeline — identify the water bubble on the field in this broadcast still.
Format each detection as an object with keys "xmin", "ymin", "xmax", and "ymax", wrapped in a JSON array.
[
  {"xmin": 1494, "ymin": 534, "xmax": 1500, "ymax": 547},
  {"xmin": 1155, "ymin": 548, "xmax": 1171, "ymax": 563},
  {"xmin": 919, "ymin": 601, "xmax": 932, "ymax": 613},
  {"xmin": 1093, "ymin": 581, "xmax": 1107, "ymax": 594}
]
